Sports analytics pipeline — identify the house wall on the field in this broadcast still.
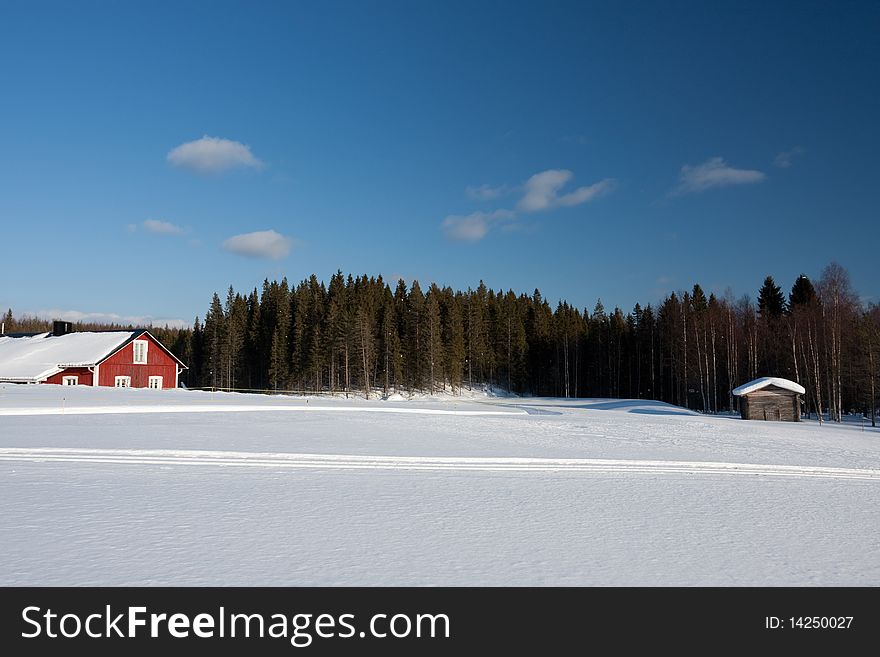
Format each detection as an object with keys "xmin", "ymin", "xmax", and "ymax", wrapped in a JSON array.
[
  {"xmin": 740, "ymin": 386, "xmax": 800, "ymax": 421},
  {"xmin": 44, "ymin": 367, "xmax": 94, "ymax": 386},
  {"xmin": 97, "ymin": 333, "xmax": 178, "ymax": 388}
]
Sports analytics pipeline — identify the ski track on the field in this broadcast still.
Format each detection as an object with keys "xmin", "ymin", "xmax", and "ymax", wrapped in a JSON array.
[
  {"xmin": 0, "ymin": 404, "xmax": 525, "ymax": 418},
  {"xmin": 1, "ymin": 447, "xmax": 878, "ymax": 481}
]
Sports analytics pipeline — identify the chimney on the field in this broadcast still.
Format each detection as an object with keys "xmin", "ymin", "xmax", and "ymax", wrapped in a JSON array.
[{"xmin": 52, "ymin": 320, "xmax": 73, "ymax": 337}]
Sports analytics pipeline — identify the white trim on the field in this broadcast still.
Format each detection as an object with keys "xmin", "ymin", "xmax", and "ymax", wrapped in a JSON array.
[
  {"xmin": 99, "ymin": 330, "xmax": 187, "ymax": 369},
  {"xmin": 148, "ymin": 376, "xmax": 163, "ymax": 390},
  {"xmin": 114, "ymin": 375, "xmax": 131, "ymax": 388},
  {"xmin": 62, "ymin": 375, "xmax": 78, "ymax": 386},
  {"xmin": 133, "ymin": 339, "xmax": 148, "ymax": 364},
  {"xmin": 92, "ymin": 364, "xmax": 99, "ymax": 387}
]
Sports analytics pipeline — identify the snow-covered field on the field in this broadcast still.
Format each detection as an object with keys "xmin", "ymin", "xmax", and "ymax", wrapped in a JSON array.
[{"xmin": 1, "ymin": 384, "xmax": 878, "ymax": 585}]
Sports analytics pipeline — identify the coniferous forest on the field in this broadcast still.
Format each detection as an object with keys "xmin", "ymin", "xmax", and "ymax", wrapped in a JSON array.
[{"xmin": 5, "ymin": 262, "xmax": 879, "ymax": 423}]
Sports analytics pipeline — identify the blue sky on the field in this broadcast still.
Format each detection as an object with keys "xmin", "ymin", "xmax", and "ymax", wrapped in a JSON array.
[{"xmin": 1, "ymin": 0, "xmax": 878, "ymax": 327}]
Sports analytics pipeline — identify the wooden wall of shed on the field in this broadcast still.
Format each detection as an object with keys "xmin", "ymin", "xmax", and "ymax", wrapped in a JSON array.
[{"xmin": 740, "ymin": 386, "xmax": 800, "ymax": 421}]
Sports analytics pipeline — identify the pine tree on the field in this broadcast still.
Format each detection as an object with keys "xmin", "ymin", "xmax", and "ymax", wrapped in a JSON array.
[
  {"xmin": 306, "ymin": 275, "xmax": 325, "ymax": 392},
  {"xmin": 425, "ymin": 284, "xmax": 443, "ymax": 392},
  {"xmin": 202, "ymin": 293, "xmax": 226, "ymax": 388},
  {"xmin": 224, "ymin": 287, "xmax": 248, "ymax": 390},
  {"xmin": 757, "ymin": 276, "xmax": 786, "ymax": 318},
  {"xmin": 325, "ymin": 271, "xmax": 348, "ymax": 392},
  {"xmin": 406, "ymin": 280, "xmax": 426, "ymax": 391},
  {"xmin": 379, "ymin": 285, "xmax": 402, "ymax": 394},
  {"xmin": 506, "ymin": 291, "xmax": 528, "ymax": 394},
  {"xmin": 789, "ymin": 274, "xmax": 817, "ymax": 309},
  {"xmin": 466, "ymin": 283, "xmax": 490, "ymax": 389},
  {"xmin": 182, "ymin": 266, "xmax": 873, "ymax": 417},
  {"xmin": 443, "ymin": 290, "xmax": 466, "ymax": 394},
  {"xmin": 354, "ymin": 274, "xmax": 377, "ymax": 398},
  {"xmin": 245, "ymin": 289, "xmax": 262, "ymax": 389},
  {"xmin": 267, "ymin": 280, "xmax": 291, "ymax": 390},
  {"xmin": 188, "ymin": 317, "xmax": 204, "ymax": 388}
]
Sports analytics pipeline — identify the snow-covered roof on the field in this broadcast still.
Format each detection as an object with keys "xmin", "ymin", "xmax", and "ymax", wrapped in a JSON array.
[
  {"xmin": 732, "ymin": 377, "xmax": 805, "ymax": 396},
  {"xmin": 0, "ymin": 331, "xmax": 136, "ymax": 382}
]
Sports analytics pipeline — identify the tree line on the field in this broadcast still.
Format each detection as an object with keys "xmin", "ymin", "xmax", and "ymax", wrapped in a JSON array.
[{"xmin": 4, "ymin": 262, "xmax": 878, "ymax": 424}]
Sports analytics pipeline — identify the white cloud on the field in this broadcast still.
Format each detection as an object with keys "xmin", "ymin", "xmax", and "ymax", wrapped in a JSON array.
[
  {"xmin": 26, "ymin": 309, "xmax": 188, "ymax": 329},
  {"xmin": 222, "ymin": 229, "xmax": 292, "ymax": 259},
  {"xmin": 167, "ymin": 136, "xmax": 264, "ymax": 173},
  {"xmin": 465, "ymin": 183, "xmax": 508, "ymax": 201},
  {"xmin": 143, "ymin": 219, "xmax": 185, "ymax": 235},
  {"xmin": 774, "ymin": 146, "xmax": 804, "ymax": 168},
  {"xmin": 441, "ymin": 210, "xmax": 514, "ymax": 242},
  {"xmin": 517, "ymin": 169, "xmax": 615, "ymax": 212},
  {"xmin": 444, "ymin": 169, "xmax": 614, "ymax": 242},
  {"xmin": 673, "ymin": 157, "xmax": 765, "ymax": 195}
]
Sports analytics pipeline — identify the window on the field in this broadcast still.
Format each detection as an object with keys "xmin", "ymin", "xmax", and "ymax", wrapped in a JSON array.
[
  {"xmin": 114, "ymin": 376, "xmax": 131, "ymax": 388},
  {"xmin": 62, "ymin": 376, "xmax": 78, "ymax": 386},
  {"xmin": 148, "ymin": 376, "xmax": 163, "ymax": 390},
  {"xmin": 133, "ymin": 339, "xmax": 148, "ymax": 364}
]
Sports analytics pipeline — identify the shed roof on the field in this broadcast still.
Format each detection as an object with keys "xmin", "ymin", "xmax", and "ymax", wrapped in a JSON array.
[
  {"xmin": 0, "ymin": 331, "xmax": 137, "ymax": 382},
  {"xmin": 732, "ymin": 377, "xmax": 805, "ymax": 396}
]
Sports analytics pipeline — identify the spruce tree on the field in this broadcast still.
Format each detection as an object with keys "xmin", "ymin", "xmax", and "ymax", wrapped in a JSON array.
[
  {"xmin": 380, "ymin": 285, "xmax": 403, "ymax": 394},
  {"xmin": 203, "ymin": 293, "xmax": 226, "ymax": 388},
  {"xmin": 789, "ymin": 274, "xmax": 817, "ymax": 308},
  {"xmin": 245, "ymin": 289, "xmax": 262, "ymax": 389},
  {"xmin": 443, "ymin": 290, "xmax": 466, "ymax": 394},
  {"xmin": 189, "ymin": 317, "xmax": 204, "ymax": 388},
  {"xmin": 425, "ymin": 284, "xmax": 443, "ymax": 392},
  {"xmin": 757, "ymin": 276, "xmax": 786, "ymax": 317},
  {"xmin": 406, "ymin": 280, "xmax": 426, "ymax": 391}
]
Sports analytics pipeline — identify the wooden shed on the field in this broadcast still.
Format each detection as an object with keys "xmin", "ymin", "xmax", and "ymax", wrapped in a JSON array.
[{"xmin": 732, "ymin": 377, "xmax": 804, "ymax": 422}]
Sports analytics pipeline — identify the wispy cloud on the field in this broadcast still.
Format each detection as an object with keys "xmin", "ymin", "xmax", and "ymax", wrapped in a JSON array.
[
  {"xmin": 518, "ymin": 170, "xmax": 615, "ymax": 212},
  {"xmin": 142, "ymin": 219, "xmax": 186, "ymax": 235},
  {"xmin": 465, "ymin": 183, "xmax": 508, "ymax": 201},
  {"xmin": 167, "ymin": 136, "xmax": 264, "ymax": 173},
  {"xmin": 673, "ymin": 157, "xmax": 765, "ymax": 195},
  {"xmin": 25, "ymin": 309, "xmax": 188, "ymax": 329},
  {"xmin": 443, "ymin": 169, "xmax": 614, "ymax": 242},
  {"xmin": 222, "ymin": 229, "xmax": 292, "ymax": 259},
  {"xmin": 773, "ymin": 146, "xmax": 805, "ymax": 168},
  {"xmin": 442, "ymin": 210, "xmax": 514, "ymax": 242}
]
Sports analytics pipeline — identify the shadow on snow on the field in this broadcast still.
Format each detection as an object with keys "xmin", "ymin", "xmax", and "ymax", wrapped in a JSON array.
[{"xmin": 512, "ymin": 398, "xmax": 699, "ymax": 417}]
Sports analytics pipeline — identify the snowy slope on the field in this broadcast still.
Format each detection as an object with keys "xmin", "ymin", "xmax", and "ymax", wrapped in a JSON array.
[{"xmin": 0, "ymin": 384, "xmax": 878, "ymax": 585}]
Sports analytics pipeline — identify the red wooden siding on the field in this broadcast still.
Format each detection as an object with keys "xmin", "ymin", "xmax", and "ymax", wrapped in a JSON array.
[
  {"xmin": 44, "ymin": 367, "xmax": 94, "ymax": 386},
  {"xmin": 96, "ymin": 333, "xmax": 179, "ymax": 388}
]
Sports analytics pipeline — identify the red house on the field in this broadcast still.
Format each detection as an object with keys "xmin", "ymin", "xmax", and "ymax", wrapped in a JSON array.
[{"xmin": 0, "ymin": 321, "xmax": 187, "ymax": 388}]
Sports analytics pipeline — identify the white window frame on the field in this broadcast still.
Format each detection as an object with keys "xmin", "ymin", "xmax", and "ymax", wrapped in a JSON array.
[
  {"xmin": 148, "ymin": 376, "xmax": 163, "ymax": 390},
  {"xmin": 62, "ymin": 375, "xmax": 78, "ymax": 386},
  {"xmin": 115, "ymin": 376, "xmax": 131, "ymax": 388},
  {"xmin": 133, "ymin": 339, "xmax": 148, "ymax": 364}
]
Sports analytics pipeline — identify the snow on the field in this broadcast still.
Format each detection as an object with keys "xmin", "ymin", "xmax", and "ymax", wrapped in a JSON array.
[
  {"xmin": 732, "ymin": 376, "xmax": 806, "ymax": 396},
  {"xmin": 1, "ymin": 384, "xmax": 878, "ymax": 585},
  {"xmin": 0, "ymin": 331, "xmax": 135, "ymax": 382}
]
